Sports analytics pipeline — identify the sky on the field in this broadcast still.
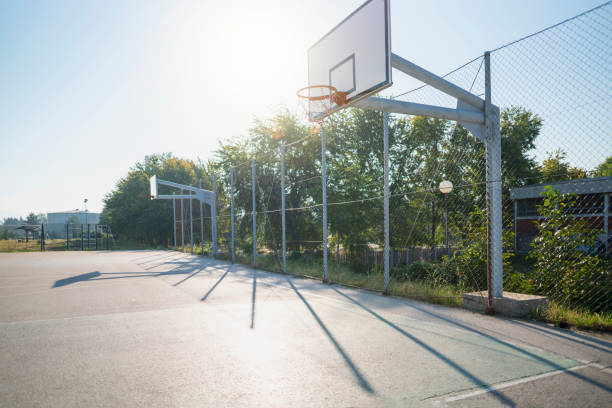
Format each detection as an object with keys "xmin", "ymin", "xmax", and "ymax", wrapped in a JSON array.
[{"xmin": 0, "ymin": 0, "xmax": 606, "ymax": 220}]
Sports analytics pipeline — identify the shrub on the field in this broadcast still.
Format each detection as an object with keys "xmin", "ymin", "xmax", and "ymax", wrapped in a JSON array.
[
  {"xmin": 529, "ymin": 187, "xmax": 612, "ymax": 314},
  {"xmin": 449, "ymin": 206, "xmax": 514, "ymax": 291}
]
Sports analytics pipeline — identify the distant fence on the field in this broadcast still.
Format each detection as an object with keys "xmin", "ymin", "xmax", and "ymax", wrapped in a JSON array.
[
  {"xmin": 0, "ymin": 224, "xmax": 114, "ymax": 252},
  {"xmin": 336, "ymin": 246, "xmax": 456, "ymax": 266}
]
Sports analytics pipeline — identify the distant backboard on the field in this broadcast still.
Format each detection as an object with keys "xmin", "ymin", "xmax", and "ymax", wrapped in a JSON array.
[
  {"xmin": 149, "ymin": 175, "xmax": 157, "ymax": 199},
  {"xmin": 307, "ymin": 0, "xmax": 391, "ymax": 121}
]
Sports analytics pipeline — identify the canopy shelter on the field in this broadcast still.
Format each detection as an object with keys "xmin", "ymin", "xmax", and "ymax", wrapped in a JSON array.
[
  {"xmin": 16, "ymin": 225, "xmax": 40, "ymax": 243},
  {"xmin": 149, "ymin": 175, "xmax": 217, "ymax": 256}
]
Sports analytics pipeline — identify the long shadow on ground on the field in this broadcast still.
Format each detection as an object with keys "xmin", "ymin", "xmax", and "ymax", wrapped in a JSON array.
[
  {"xmin": 383, "ymin": 291, "xmax": 612, "ymax": 394},
  {"xmin": 287, "ymin": 278, "xmax": 374, "ymax": 394},
  {"xmin": 332, "ymin": 287, "xmax": 514, "ymax": 406}
]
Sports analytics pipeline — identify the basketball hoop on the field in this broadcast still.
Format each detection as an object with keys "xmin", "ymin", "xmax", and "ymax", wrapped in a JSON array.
[
  {"xmin": 143, "ymin": 194, "xmax": 155, "ymax": 199},
  {"xmin": 297, "ymin": 85, "xmax": 347, "ymax": 122}
]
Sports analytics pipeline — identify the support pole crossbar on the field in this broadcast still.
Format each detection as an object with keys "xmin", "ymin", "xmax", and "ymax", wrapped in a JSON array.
[
  {"xmin": 353, "ymin": 97, "xmax": 484, "ymax": 124},
  {"xmin": 391, "ymin": 53, "xmax": 485, "ymax": 111},
  {"xmin": 156, "ymin": 178, "xmax": 213, "ymax": 195}
]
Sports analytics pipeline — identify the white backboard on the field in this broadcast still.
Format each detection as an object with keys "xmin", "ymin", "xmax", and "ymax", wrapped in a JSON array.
[
  {"xmin": 308, "ymin": 0, "xmax": 391, "ymax": 120},
  {"xmin": 149, "ymin": 175, "xmax": 157, "ymax": 199}
]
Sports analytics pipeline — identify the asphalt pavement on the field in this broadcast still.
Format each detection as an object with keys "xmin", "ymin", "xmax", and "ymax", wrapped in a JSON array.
[{"xmin": 0, "ymin": 250, "xmax": 610, "ymax": 407}]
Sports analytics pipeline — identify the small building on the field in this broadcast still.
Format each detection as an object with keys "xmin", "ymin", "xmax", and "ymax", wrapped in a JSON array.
[
  {"xmin": 46, "ymin": 211, "xmax": 101, "ymax": 237},
  {"xmin": 510, "ymin": 177, "xmax": 611, "ymax": 254}
]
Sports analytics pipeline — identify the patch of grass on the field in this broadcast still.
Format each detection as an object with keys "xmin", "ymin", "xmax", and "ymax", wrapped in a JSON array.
[
  {"xmin": 0, "ymin": 239, "xmax": 43, "ymax": 252},
  {"xmin": 531, "ymin": 302, "xmax": 612, "ymax": 332},
  {"xmin": 111, "ymin": 240, "xmax": 157, "ymax": 250},
  {"xmin": 229, "ymin": 252, "xmax": 463, "ymax": 308}
]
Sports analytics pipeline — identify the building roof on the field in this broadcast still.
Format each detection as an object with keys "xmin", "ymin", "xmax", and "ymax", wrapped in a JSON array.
[
  {"xmin": 48, "ymin": 211, "xmax": 100, "ymax": 215},
  {"xmin": 510, "ymin": 176, "xmax": 612, "ymax": 200},
  {"xmin": 16, "ymin": 225, "xmax": 40, "ymax": 231}
]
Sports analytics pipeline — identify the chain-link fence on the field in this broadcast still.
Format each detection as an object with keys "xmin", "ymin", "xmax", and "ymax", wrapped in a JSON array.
[{"xmin": 193, "ymin": 4, "xmax": 611, "ymax": 319}]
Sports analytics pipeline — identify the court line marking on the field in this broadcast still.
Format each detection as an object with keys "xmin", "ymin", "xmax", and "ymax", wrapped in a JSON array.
[{"xmin": 444, "ymin": 362, "xmax": 608, "ymax": 403}]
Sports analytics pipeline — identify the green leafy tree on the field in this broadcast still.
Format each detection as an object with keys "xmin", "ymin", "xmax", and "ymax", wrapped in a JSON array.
[
  {"xmin": 539, "ymin": 150, "xmax": 587, "ymax": 182},
  {"xmin": 2, "ymin": 217, "xmax": 24, "ymax": 225},
  {"xmin": 102, "ymin": 154, "xmax": 212, "ymax": 245},
  {"xmin": 500, "ymin": 107, "xmax": 542, "ymax": 189},
  {"xmin": 25, "ymin": 213, "xmax": 41, "ymax": 225},
  {"xmin": 593, "ymin": 155, "xmax": 612, "ymax": 177}
]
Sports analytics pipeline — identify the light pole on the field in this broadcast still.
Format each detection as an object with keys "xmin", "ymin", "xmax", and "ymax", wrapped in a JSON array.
[
  {"xmin": 439, "ymin": 181, "xmax": 453, "ymax": 256},
  {"xmin": 83, "ymin": 198, "xmax": 88, "ymax": 225}
]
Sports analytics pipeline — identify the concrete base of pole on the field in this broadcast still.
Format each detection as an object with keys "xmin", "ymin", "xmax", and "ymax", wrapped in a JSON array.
[{"xmin": 463, "ymin": 291, "xmax": 548, "ymax": 317}]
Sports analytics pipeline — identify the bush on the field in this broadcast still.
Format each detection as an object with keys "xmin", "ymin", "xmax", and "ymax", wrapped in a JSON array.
[
  {"xmin": 350, "ymin": 258, "xmax": 370, "ymax": 274},
  {"xmin": 529, "ymin": 187, "xmax": 612, "ymax": 314},
  {"xmin": 449, "ymin": 206, "xmax": 514, "ymax": 291},
  {"xmin": 390, "ymin": 261, "xmax": 455, "ymax": 287},
  {"xmin": 289, "ymin": 250, "xmax": 302, "ymax": 261}
]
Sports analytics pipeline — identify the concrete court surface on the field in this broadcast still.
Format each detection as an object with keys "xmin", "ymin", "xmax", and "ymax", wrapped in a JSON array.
[{"xmin": 0, "ymin": 250, "xmax": 610, "ymax": 407}]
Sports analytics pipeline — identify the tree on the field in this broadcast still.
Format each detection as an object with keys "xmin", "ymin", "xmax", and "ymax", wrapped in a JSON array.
[
  {"xmin": 500, "ymin": 106, "xmax": 542, "ymax": 189},
  {"xmin": 539, "ymin": 149, "xmax": 587, "ymax": 182},
  {"xmin": 2, "ymin": 217, "xmax": 24, "ymax": 225},
  {"xmin": 102, "ymin": 154, "xmax": 212, "ymax": 245},
  {"xmin": 25, "ymin": 213, "xmax": 41, "ymax": 225},
  {"xmin": 593, "ymin": 155, "xmax": 612, "ymax": 177}
]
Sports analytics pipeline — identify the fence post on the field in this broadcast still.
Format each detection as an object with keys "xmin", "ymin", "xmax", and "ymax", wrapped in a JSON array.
[
  {"xmin": 40, "ymin": 223, "xmax": 44, "ymax": 251},
  {"xmin": 173, "ymin": 192, "xmax": 177, "ymax": 249},
  {"xmin": 190, "ymin": 189, "xmax": 194, "ymax": 254},
  {"xmin": 383, "ymin": 112, "xmax": 390, "ymax": 295},
  {"xmin": 181, "ymin": 189, "xmax": 185, "ymax": 252},
  {"xmin": 484, "ymin": 51, "xmax": 504, "ymax": 309},
  {"xmin": 66, "ymin": 223, "xmax": 69, "ymax": 249},
  {"xmin": 230, "ymin": 167, "xmax": 235, "ymax": 263},
  {"xmin": 87, "ymin": 224, "xmax": 90, "ymax": 250},
  {"xmin": 322, "ymin": 126, "xmax": 328, "ymax": 283},
  {"xmin": 81, "ymin": 224, "xmax": 84, "ymax": 250},
  {"xmin": 95, "ymin": 224, "xmax": 98, "ymax": 250},
  {"xmin": 252, "ymin": 158, "xmax": 257, "ymax": 267},
  {"xmin": 281, "ymin": 142, "xmax": 287, "ymax": 274},
  {"xmin": 212, "ymin": 173, "xmax": 218, "ymax": 258},
  {"xmin": 199, "ymin": 179, "xmax": 204, "ymax": 255}
]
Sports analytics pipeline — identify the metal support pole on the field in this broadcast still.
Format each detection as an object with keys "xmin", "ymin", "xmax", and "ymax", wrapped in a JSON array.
[
  {"xmin": 604, "ymin": 193, "xmax": 609, "ymax": 252},
  {"xmin": 322, "ymin": 126, "xmax": 328, "ymax": 283},
  {"xmin": 190, "ymin": 190, "xmax": 194, "ymax": 254},
  {"xmin": 514, "ymin": 200, "xmax": 518, "ymax": 253},
  {"xmin": 87, "ymin": 224, "xmax": 90, "ymax": 250},
  {"xmin": 200, "ymin": 179, "xmax": 204, "ymax": 255},
  {"xmin": 445, "ymin": 195, "xmax": 449, "ymax": 256},
  {"xmin": 181, "ymin": 189, "xmax": 185, "ymax": 252},
  {"xmin": 81, "ymin": 224, "xmax": 84, "ymax": 250},
  {"xmin": 95, "ymin": 224, "xmax": 98, "ymax": 250},
  {"xmin": 40, "ymin": 224, "xmax": 44, "ymax": 251},
  {"xmin": 173, "ymin": 192, "xmax": 177, "ymax": 249},
  {"xmin": 484, "ymin": 51, "xmax": 504, "ymax": 307},
  {"xmin": 66, "ymin": 223, "xmax": 69, "ymax": 249},
  {"xmin": 281, "ymin": 143, "xmax": 287, "ymax": 274},
  {"xmin": 383, "ymin": 112, "xmax": 390, "ymax": 295},
  {"xmin": 230, "ymin": 168, "xmax": 235, "ymax": 263},
  {"xmin": 252, "ymin": 158, "xmax": 257, "ymax": 268},
  {"xmin": 212, "ymin": 174, "xmax": 218, "ymax": 258}
]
